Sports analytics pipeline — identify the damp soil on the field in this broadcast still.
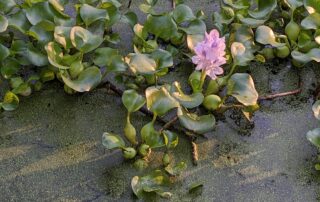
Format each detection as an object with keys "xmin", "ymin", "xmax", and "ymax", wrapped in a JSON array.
[{"xmin": 1, "ymin": 0, "xmax": 320, "ymax": 201}]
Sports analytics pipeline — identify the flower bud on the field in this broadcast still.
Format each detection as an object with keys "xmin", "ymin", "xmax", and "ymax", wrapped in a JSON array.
[
  {"xmin": 123, "ymin": 147, "xmax": 137, "ymax": 159},
  {"xmin": 203, "ymin": 95, "xmax": 222, "ymax": 111}
]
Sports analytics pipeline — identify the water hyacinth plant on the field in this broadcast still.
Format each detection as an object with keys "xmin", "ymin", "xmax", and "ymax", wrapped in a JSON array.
[{"xmin": 1, "ymin": 0, "xmax": 320, "ymax": 200}]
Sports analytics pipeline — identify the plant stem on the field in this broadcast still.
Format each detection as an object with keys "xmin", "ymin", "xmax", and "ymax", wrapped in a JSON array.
[
  {"xmin": 226, "ymin": 64, "xmax": 237, "ymax": 80},
  {"xmin": 199, "ymin": 70, "xmax": 207, "ymax": 92},
  {"xmin": 259, "ymin": 88, "xmax": 301, "ymax": 100},
  {"xmin": 159, "ymin": 116, "xmax": 178, "ymax": 133},
  {"xmin": 172, "ymin": 0, "xmax": 176, "ymax": 9}
]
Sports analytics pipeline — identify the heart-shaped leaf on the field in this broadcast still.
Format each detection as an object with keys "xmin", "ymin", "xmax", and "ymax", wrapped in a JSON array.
[
  {"xmin": 122, "ymin": 89, "xmax": 146, "ymax": 113},
  {"xmin": 150, "ymin": 49, "xmax": 173, "ymax": 70},
  {"xmin": 0, "ymin": 14, "xmax": 8, "ymax": 33},
  {"xmin": 170, "ymin": 81, "xmax": 204, "ymax": 108},
  {"xmin": 1, "ymin": 91, "xmax": 19, "ymax": 111},
  {"xmin": 285, "ymin": 0, "xmax": 303, "ymax": 10},
  {"xmin": 54, "ymin": 26, "xmax": 72, "ymax": 49},
  {"xmin": 146, "ymin": 86, "xmax": 179, "ymax": 116},
  {"xmin": 26, "ymin": 2, "xmax": 55, "ymax": 25},
  {"xmin": 248, "ymin": 0, "xmax": 277, "ymax": 19},
  {"xmin": 301, "ymin": 13, "xmax": 320, "ymax": 29},
  {"xmin": 291, "ymin": 48, "xmax": 320, "ymax": 64},
  {"xmin": 173, "ymin": 4, "xmax": 196, "ymax": 24},
  {"xmin": 238, "ymin": 14, "xmax": 267, "ymax": 28},
  {"xmin": 80, "ymin": 4, "xmax": 109, "ymax": 27},
  {"xmin": 231, "ymin": 42, "xmax": 255, "ymax": 66},
  {"xmin": 94, "ymin": 47, "xmax": 127, "ymax": 72},
  {"xmin": 1, "ymin": 58, "xmax": 20, "ymax": 79},
  {"xmin": 255, "ymin": 25, "xmax": 285, "ymax": 47},
  {"xmin": 0, "ymin": 44, "xmax": 10, "ymax": 61},
  {"xmin": 306, "ymin": 128, "xmax": 320, "ymax": 147},
  {"xmin": 227, "ymin": 73, "xmax": 259, "ymax": 106},
  {"xmin": 25, "ymin": 44, "xmax": 49, "ymax": 66},
  {"xmin": 177, "ymin": 107, "xmax": 215, "ymax": 134},
  {"xmin": 102, "ymin": 132, "xmax": 125, "ymax": 150},
  {"xmin": 61, "ymin": 66, "xmax": 102, "ymax": 92},
  {"xmin": 126, "ymin": 53, "xmax": 157, "ymax": 75},
  {"xmin": 70, "ymin": 26, "xmax": 104, "ymax": 53},
  {"xmin": 0, "ymin": 0, "xmax": 16, "ymax": 14},
  {"xmin": 8, "ymin": 10, "xmax": 32, "ymax": 34},
  {"xmin": 131, "ymin": 170, "xmax": 170, "ymax": 199},
  {"xmin": 179, "ymin": 19, "xmax": 206, "ymax": 35},
  {"xmin": 144, "ymin": 14, "xmax": 178, "ymax": 41},
  {"xmin": 141, "ymin": 122, "xmax": 165, "ymax": 148}
]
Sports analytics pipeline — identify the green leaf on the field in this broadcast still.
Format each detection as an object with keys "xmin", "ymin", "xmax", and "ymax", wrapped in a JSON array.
[
  {"xmin": 0, "ymin": 0, "xmax": 16, "ymax": 14},
  {"xmin": 173, "ymin": 4, "xmax": 196, "ymax": 23},
  {"xmin": 131, "ymin": 170, "xmax": 170, "ymax": 199},
  {"xmin": 70, "ymin": 26, "xmax": 104, "ymax": 53},
  {"xmin": 0, "ymin": 14, "xmax": 8, "ymax": 33},
  {"xmin": 179, "ymin": 19, "xmax": 206, "ymax": 35},
  {"xmin": 223, "ymin": 0, "xmax": 250, "ymax": 9},
  {"xmin": 165, "ymin": 161, "xmax": 187, "ymax": 176},
  {"xmin": 126, "ymin": 53, "xmax": 157, "ymax": 75},
  {"xmin": 102, "ymin": 132, "xmax": 125, "ymax": 150},
  {"xmin": 248, "ymin": 0, "xmax": 277, "ymax": 19},
  {"xmin": 26, "ymin": 2, "xmax": 55, "ymax": 25},
  {"xmin": 304, "ymin": 0, "xmax": 320, "ymax": 14},
  {"xmin": 177, "ymin": 107, "xmax": 215, "ymax": 134},
  {"xmin": 291, "ymin": 48, "xmax": 320, "ymax": 64},
  {"xmin": 144, "ymin": 14, "xmax": 178, "ymax": 41},
  {"xmin": 25, "ymin": 44, "xmax": 49, "ymax": 66},
  {"xmin": 150, "ymin": 49, "xmax": 173, "ymax": 70},
  {"xmin": 146, "ymin": 86, "xmax": 179, "ymax": 116},
  {"xmin": 93, "ymin": 47, "xmax": 127, "ymax": 72},
  {"xmin": 61, "ymin": 66, "xmax": 102, "ymax": 92},
  {"xmin": 285, "ymin": 0, "xmax": 303, "ymax": 10},
  {"xmin": 188, "ymin": 182, "xmax": 203, "ymax": 194},
  {"xmin": 227, "ymin": 73, "xmax": 259, "ymax": 106},
  {"xmin": 8, "ymin": 10, "xmax": 32, "ymax": 34},
  {"xmin": 1, "ymin": 91, "xmax": 19, "ymax": 111},
  {"xmin": 0, "ymin": 44, "xmax": 10, "ymax": 61},
  {"xmin": 306, "ymin": 128, "xmax": 320, "ymax": 147},
  {"xmin": 231, "ymin": 42, "xmax": 255, "ymax": 66},
  {"xmin": 255, "ymin": 25, "xmax": 285, "ymax": 47},
  {"xmin": 141, "ymin": 122, "xmax": 165, "ymax": 148},
  {"xmin": 312, "ymin": 100, "xmax": 320, "ymax": 120},
  {"xmin": 45, "ymin": 42, "xmax": 82, "ymax": 69},
  {"xmin": 54, "ymin": 26, "xmax": 72, "ymax": 49},
  {"xmin": 80, "ymin": 4, "xmax": 109, "ymax": 27},
  {"xmin": 122, "ymin": 11, "xmax": 138, "ymax": 28},
  {"xmin": 301, "ymin": 13, "xmax": 320, "ymax": 29},
  {"xmin": 1, "ymin": 58, "xmax": 20, "ymax": 79},
  {"xmin": 122, "ymin": 89, "xmax": 146, "ymax": 113},
  {"xmin": 237, "ymin": 14, "xmax": 267, "ymax": 28},
  {"xmin": 162, "ymin": 130, "xmax": 179, "ymax": 149},
  {"xmin": 171, "ymin": 81, "xmax": 204, "ymax": 108}
]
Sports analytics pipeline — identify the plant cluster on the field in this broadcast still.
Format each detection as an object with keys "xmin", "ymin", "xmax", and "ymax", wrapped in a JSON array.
[{"xmin": 1, "ymin": 0, "xmax": 320, "ymax": 200}]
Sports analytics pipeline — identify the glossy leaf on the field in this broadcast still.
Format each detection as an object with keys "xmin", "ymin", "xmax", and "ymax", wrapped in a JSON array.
[
  {"xmin": 131, "ymin": 170, "xmax": 170, "ymax": 199},
  {"xmin": 122, "ymin": 89, "xmax": 146, "ymax": 113},
  {"xmin": 8, "ymin": 10, "xmax": 32, "ymax": 34},
  {"xmin": 146, "ymin": 86, "xmax": 179, "ymax": 116},
  {"xmin": 231, "ymin": 42, "xmax": 254, "ymax": 66},
  {"xmin": 61, "ymin": 66, "xmax": 102, "ymax": 92},
  {"xmin": 179, "ymin": 19, "xmax": 206, "ymax": 35},
  {"xmin": 0, "ymin": 14, "xmax": 8, "ymax": 33},
  {"xmin": 255, "ymin": 25, "xmax": 285, "ymax": 47},
  {"xmin": 94, "ymin": 47, "xmax": 127, "ymax": 72},
  {"xmin": 1, "ymin": 91, "xmax": 19, "ymax": 111},
  {"xmin": 291, "ymin": 49, "xmax": 320, "ymax": 64},
  {"xmin": 177, "ymin": 107, "xmax": 215, "ymax": 134},
  {"xmin": 141, "ymin": 122, "xmax": 165, "ymax": 148},
  {"xmin": 306, "ymin": 128, "xmax": 320, "ymax": 147},
  {"xmin": 144, "ymin": 14, "xmax": 178, "ymax": 41},
  {"xmin": 70, "ymin": 26, "xmax": 104, "ymax": 53},
  {"xmin": 301, "ymin": 13, "xmax": 320, "ymax": 29},
  {"xmin": 173, "ymin": 4, "xmax": 196, "ymax": 23},
  {"xmin": 0, "ymin": 0, "xmax": 16, "ymax": 14},
  {"xmin": 80, "ymin": 4, "xmax": 109, "ymax": 26},
  {"xmin": 227, "ymin": 73, "xmax": 259, "ymax": 106},
  {"xmin": 102, "ymin": 132, "xmax": 125, "ymax": 150},
  {"xmin": 0, "ymin": 44, "xmax": 10, "ymax": 61},
  {"xmin": 171, "ymin": 81, "xmax": 204, "ymax": 108},
  {"xmin": 248, "ymin": 0, "xmax": 277, "ymax": 19}
]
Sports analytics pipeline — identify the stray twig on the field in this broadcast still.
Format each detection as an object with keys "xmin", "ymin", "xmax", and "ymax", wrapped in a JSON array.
[
  {"xmin": 259, "ymin": 88, "xmax": 301, "ymax": 100},
  {"xmin": 191, "ymin": 141, "xmax": 199, "ymax": 166},
  {"xmin": 159, "ymin": 116, "xmax": 178, "ymax": 133},
  {"xmin": 128, "ymin": 0, "xmax": 132, "ymax": 8},
  {"xmin": 172, "ymin": 0, "xmax": 176, "ymax": 9}
]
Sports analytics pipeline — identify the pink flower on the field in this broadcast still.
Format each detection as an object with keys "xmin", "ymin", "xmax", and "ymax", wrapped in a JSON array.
[{"xmin": 192, "ymin": 29, "xmax": 226, "ymax": 80}]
